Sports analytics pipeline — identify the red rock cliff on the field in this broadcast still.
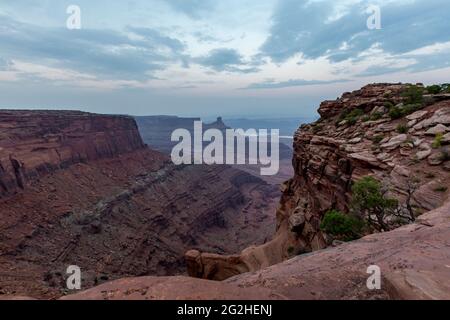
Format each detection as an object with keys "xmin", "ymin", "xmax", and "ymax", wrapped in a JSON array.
[
  {"xmin": 0, "ymin": 110, "xmax": 145, "ymax": 198},
  {"xmin": 186, "ymin": 83, "xmax": 450, "ymax": 280},
  {"xmin": 0, "ymin": 110, "xmax": 278, "ymax": 298}
]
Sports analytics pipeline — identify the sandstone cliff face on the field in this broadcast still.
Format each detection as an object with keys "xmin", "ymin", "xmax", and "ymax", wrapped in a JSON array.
[
  {"xmin": 0, "ymin": 110, "xmax": 145, "ymax": 198},
  {"xmin": 0, "ymin": 110, "xmax": 278, "ymax": 299},
  {"xmin": 186, "ymin": 83, "xmax": 450, "ymax": 280}
]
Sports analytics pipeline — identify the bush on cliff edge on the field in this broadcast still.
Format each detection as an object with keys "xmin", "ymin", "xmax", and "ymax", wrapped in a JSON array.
[
  {"xmin": 351, "ymin": 176, "xmax": 399, "ymax": 232},
  {"xmin": 320, "ymin": 210, "xmax": 364, "ymax": 241}
]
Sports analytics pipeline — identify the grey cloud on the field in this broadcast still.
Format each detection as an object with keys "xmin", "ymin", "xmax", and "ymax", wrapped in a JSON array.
[
  {"xmin": 194, "ymin": 48, "xmax": 260, "ymax": 73},
  {"xmin": 0, "ymin": 57, "xmax": 12, "ymax": 71},
  {"xmin": 261, "ymin": 0, "xmax": 450, "ymax": 74},
  {"xmin": 356, "ymin": 51, "xmax": 450, "ymax": 77},
  {"xmin": 126, "ymin": 26, "xmax": 186, "ymax": 53},
  {"xmin": 192, "ymin": 31, "xmax": 233, "ymax": 44},
  {"xmin": 402, "ymin": 51, "xmax": 450, "ymax": 73},
  {"xmin": 356, "ymin": 65, "xmax": 409, "ymax": 78},
  {"xmin": 243, "ymin": 78, "xmax": 351, "ymax": 90},
  {"xmin": 163, "ymin": 0, "xmax": 216, "ymax": 18},
  {"xmin": 0, "ymin": 15, "xmax": 187, "ymax": 80}
]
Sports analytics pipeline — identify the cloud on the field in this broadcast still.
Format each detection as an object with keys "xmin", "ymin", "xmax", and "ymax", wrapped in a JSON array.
[
  {"xmin": 243, "ymin": 78, "xmax": 351, "ymax": 90},
  {"xmin": 163, "ymin": 0, "xmax": 216, "ymax": 18},
  {"xmin": 194, "ymin": 48, "xmax": 260, "ymax": 73},
  {"xmin": 0, "ymin": 15, "xmax": 188, "ymax": 81},
  {"xmin": 0, "ymin": 57, "xmax": 12, "ymax": 71},
  {"xmin": 260, "ymin": 0, "xmax": 450, "ymax": 74},
  {"xmin": 126, "ymin": 26, "xmax": 186, "ymax": 53}
]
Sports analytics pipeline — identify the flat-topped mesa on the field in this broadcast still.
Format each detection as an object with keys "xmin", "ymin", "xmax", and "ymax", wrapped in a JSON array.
[
  {"xmin": 0, "ymin": 110, "xmax": 145, "ymax": 198},
  {"xmin": 185, "ymin": 83, "xmax": 450, "ymax": 281}
]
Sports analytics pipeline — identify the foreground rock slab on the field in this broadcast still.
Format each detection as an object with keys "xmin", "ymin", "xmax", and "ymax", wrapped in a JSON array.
[
  {"xmin": 63, "ymin": 200, "xmax": 450, "ymax": 300},
  {"xmin": 226, "ymin": 200, "xmax": 450, "ymax": 300},
  {"xmin": 61, "ymin": 276, "xmax": 279, "ymax": 300}
]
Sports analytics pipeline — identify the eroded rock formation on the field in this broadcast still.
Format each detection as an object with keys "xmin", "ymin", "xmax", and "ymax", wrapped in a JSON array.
[
  {"xmin": 0, "ymin": 110, "xmax": 278, "ymax": 298},
  {"xmin": 0, "ymin": 110, "xmax": 145, "ymax": 198},
  {"xmin": 186, "ymin": 83, "xmax": 450, "ymax": 280}
]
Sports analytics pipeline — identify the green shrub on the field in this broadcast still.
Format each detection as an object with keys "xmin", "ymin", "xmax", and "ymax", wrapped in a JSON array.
[
  {"xmin": 337, "ymin": 109, "xmax": 349, "ymax": 125},
  {"xmin": 402, "ymin": 85, "xmax": 424, "ymax": 104},
  {"xmin": 372, "ymin": 135, "xmax": 384, "ymax": 144},
  {"xmin": 426, "ymin": 84, "xmax": 450, "ymax": 94},
  {"xmin": 344, "ymin": 108, "xmax": 364, "ymax": 126},
  {"xmin": 402, "ymin": 103, "xmax": 422, "ymax": 115},
  {"xmin": 320, "ymin": 210, "xmax": 363, "ymax": 241},
  {"xmin": 351, "ymin": 176, "xmax": 398, "ymax": 232},
  {"xmin": 397, "ymin": 124, "xmax": 408, "ymax": 134},
  {"xmin": 370, "ymin": 112, "xmax": 383, "ymax": 121},
  {"xmin": 442, "ymin": 84, "xmax": 450, "ymax": 93},
  {"xmin": 434, "ymin": 186, "xmax": 448, "ymax": 193},
  {"xmin": 346, "ymin": 117, "xmax": 357, "ymax": 126},
  {"xmin": 287, "ymin": 246, "xmax": 295, "ymax": 255},
  {"xmin": 389, "ymin": 106, "xmax": 403, "ymax": 119},
  {"xmin": 347, "ymin": 109, "xmax": 364, "ymax": 118},
  {"xmin": 389, "ymin": 103, "xmax": 423, "ymax": 119},
  {"xmin": 440, "ymin": 149, "xmax": 450, "ymax": 161},
  {"xmin": 426, "ymin": 85, "xmax": 442, "ymax": 94},
  {"xmin": 425, "ymin": 173, "xmax": 436, "ymax": 179},
  {"xmin": 432, "ymin": 133, "xmax": 444, "ymax": 149},
  {"xmin": 312, "ymin": 124, "xmax": 323, "ymax": 134},
  {"xmin": 384, "ymin": 101, "xmax": 394, "ymax": 109}
]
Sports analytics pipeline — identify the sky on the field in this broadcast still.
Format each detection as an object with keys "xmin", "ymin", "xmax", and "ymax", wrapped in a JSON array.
[{"xmin": 0, "ymin": 0, "xmax": 449, "ymax": 118}]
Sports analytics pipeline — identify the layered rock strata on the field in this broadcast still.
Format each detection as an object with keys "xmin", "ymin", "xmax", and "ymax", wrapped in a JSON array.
[
  {"xmin": 0, "ymin": 110, "xmax": 145, "ymax": 198},
  {"xmin": 0, "ymin": 110, "xmax": 278, "ymax": 298},
  {"xmin": 186, "ymin": 83, "xmax": 450, "ymax": 280}
]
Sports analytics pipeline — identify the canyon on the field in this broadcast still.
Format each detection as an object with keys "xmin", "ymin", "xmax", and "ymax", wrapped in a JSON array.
[
  {"xmin": 136, "ymin": 115, "xmax": 294, "ymax": 183},
  {"xmin": 181, "ymin": 83, "xmax": 450, "ymax": 297},
  {"xmin": 1, "ymin": 83, "xmax": 450, "ymax": 300},
  {"xmin": 0, "ymin": 110, "xmax": 278, "ymax": 298}
]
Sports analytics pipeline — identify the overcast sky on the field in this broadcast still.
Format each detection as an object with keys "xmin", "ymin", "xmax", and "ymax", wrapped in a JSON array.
[{"xmin": 0, "ymin": 0, "xmax": 449, "ymax": 118}]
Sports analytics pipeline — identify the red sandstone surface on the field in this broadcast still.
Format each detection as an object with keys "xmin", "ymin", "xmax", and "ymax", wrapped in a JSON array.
[
  {"xmin": 0, "ymin": 110, "xmax": 277, "ymax": 298},
  {"xmin": 62, "ymin": 200, "xmax": 450, "ymax": 300}
]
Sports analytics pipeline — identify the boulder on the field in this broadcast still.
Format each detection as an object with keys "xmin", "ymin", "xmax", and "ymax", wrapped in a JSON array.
[
  {"xmin": 412, "ymin": 138, "xmax": 423, "ymax": 147},
  {"xmin": 444, "ymin": 161, "xmax": 450, "ymax": 171},
  {"xmin": 442, "ymin": 133, "xmax": 450, "ymax": 144},
  {"xmin": 428, "ymin": 152, "xmax": 444, "ymax": 166},
  {"xmin": 416, "ymin": 149, "xmax": 432, "ymax": 160},
  {"xmin": 377, "ymin": 153, "xmax": 392, "ymax": 162},
  {"xmin": 348, "ymin": 137, "xmax": 362, "ymax": 144},
  {"xmin": 380, "ymin": 134, "xmax": 408, "ymax": 150},
  {"xmin": 392, "ymin": 165, "xmax": 410, "ymax": 177},
  {"xmin": 425, "ymin": 124, "xmax": 449, "ymax": 135},
  {"xmin": 408, "ymin": 119, "xmax": 418, "ymax": 127},
  {"xmin": 414, "ymin": 108, "xmax": 450, "ymax": 130},
  {"xmin": 349, "ymin": 151, "xmax": 380, "ymax": 167},
  {"xmin": 406, "ymin": 110, "xmax": 428, "ymax": 121},
  {"xmin": 433, "ymin": 108, "xmax": 450, "ymax": 124}
]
